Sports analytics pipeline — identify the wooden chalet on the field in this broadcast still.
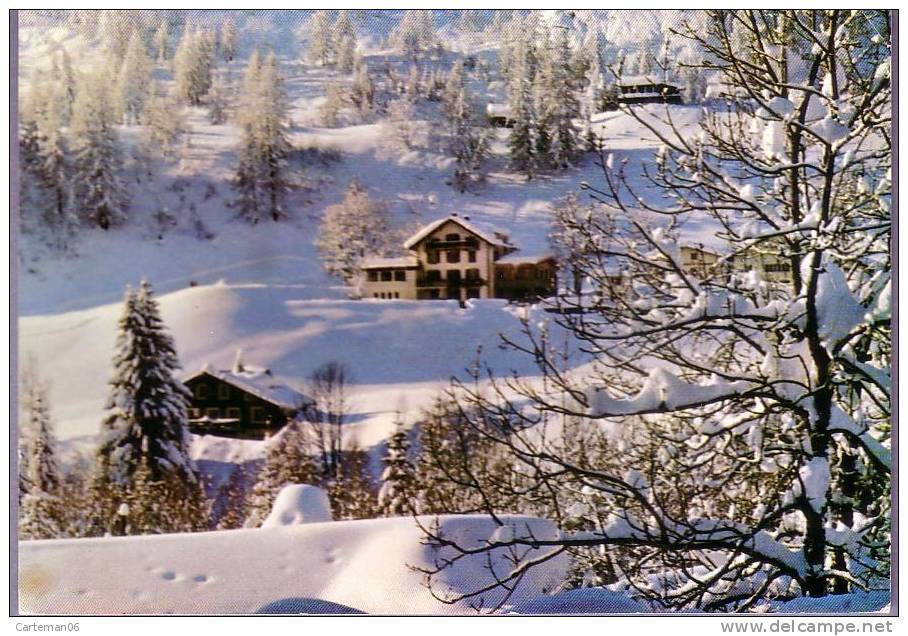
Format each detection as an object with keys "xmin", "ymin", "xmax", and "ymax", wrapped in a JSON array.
[
  {"xmin": 618, "ymin": 80, "xmax": 683, "ymax": 106},
  {"xmin": 183, "ymin": 353, "xmax": 311, "ymax": 440}
]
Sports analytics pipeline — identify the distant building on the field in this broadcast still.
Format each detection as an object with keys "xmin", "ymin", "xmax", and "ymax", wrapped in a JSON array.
[
  {"xmin": 184, "ymin": 351, "xmax": 310, "ymax": 439},
  {"xmin": 360, "ymin": 214, "xmax": 557, "ymax": 303},
  {"xmin": 485, "ymin": 103, "xmax": 514, "ymax": 127},
  {"xmin": 617, "ymin": 79, "xmax": 683, "ymax": 106}
]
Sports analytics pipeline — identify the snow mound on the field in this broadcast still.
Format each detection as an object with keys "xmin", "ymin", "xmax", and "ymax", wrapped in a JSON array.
[
  {"xmin": 771, "ymin": 590, "xmax": 890, "ymax": 614},
  {"xmin": 510, "ymin": 588, "xmax": 649, "ymax": 614},
  {"xmin": 261, "ymin": 484, "xmax": 332, "ymax": 527},
  {"xmin": 19, "ymin": 514, "xmax": 569, "ymax": 615}
]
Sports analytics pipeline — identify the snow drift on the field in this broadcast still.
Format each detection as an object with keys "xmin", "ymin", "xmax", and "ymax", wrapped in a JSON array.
[{"xmin": 19, "ymin": 514, "xmax": 569, "ymax": 615}]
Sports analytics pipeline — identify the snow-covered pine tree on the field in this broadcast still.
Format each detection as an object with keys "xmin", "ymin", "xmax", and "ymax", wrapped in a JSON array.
[
  {"xmin": 448, "ymin": 88, "xmax": 490, "ymax": 193},
  {"xmin": 327, "ymin": 445, "xmax": 377, "ymax": 521},
  {"xmin": 307, "ymin": 10, "xmax": 334, "ymax": 66},
  {"xmin": 18, "ymin": 372, "xmax": 64, "ymax": 540},
  {"xmin": 245, "ymin": 422, "xmax": 319, "ymax": 527},
  {"xmin": 142, "ymin": 81, "xmax": 187, "ymax": 157},
  {"xmin": 391, "ymin": 10, "xmax": 440, "ymax": 63},
  {"xmin": 216, "ymin": 463, "xmax": 250, "ymax": 529},
  {"xmin": 220, "ymin": 18, "xmax": 237, "ymax": 62},
  {"xmin": 173, "ymin": 26, "xmax": 214, "ymax": 105},
  {"xmin": 93, "ymin": 280, "xmax": 204, "ymax": 534},
  {"xmin": 442, "ymin": 59, "xmax": 465, "ymax": 118},
  {"xmin": 535, "ymin": 27, "xmax": 580, "ymax": 169},
  {"xmin": 153, "ymin": 20, "xmax": 170, "ymax": 63},
  {"xmin": 334, "ymin": 10, "xmax": 357, "ymax": 73},
  {"xmin": 349, "ymin": 59, "xmax": 375, "ymax": 118},
  {"xmin": 318, "ymin": 81, "xmax": 346, "ymax": 127},
  {"xmin": 315, "ymin": 179, "xmax": 394, "ymax": 282},
  {"xmin": 507, "ymin": 36, "xmax": 537, "ymax": 179},
  {"xmin": 52, "ymin": 49, "xmax": 76, "ymax": 126},
  {"xmin": 206, "ymin": 73, "xmax": 230, "ymax": 125},
  {"xmin": 378, "ymin": 419, "xmax": 416, "ymax": 516},
  {"xmin": 69, "ymin": 70, "xmax": 128, "ymax": 230},
  {"xmin": 231, "ymin": 52, "xmax": 291, "ymax": 223},
  {"xmin": 113, "ymin": 29, "xmax": 152, "ymax": 125},
  {"xmin": 99, "ymin": 10, "xmax": 141, "ymax": 60}
]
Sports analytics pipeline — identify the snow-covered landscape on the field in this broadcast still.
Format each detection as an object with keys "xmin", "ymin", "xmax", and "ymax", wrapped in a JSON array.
[{"xmin": 15, "ymin": 9, "xmax": 892, "ymax": 616}]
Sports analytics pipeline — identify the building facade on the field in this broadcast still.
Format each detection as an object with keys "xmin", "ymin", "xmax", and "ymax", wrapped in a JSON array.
[{"xmin": 360, "ymin": 215, "xmax": 556, "ymax": 302}]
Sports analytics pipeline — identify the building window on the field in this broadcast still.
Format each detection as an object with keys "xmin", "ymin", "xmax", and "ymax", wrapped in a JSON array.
[
  {"xmin": 468, "ymin": 250, "xmax": 476, "ymax": 263},
  {"xmin": 226, "ymin": 407, "xmax": 241, "ymax": 420},
  {"xmin": 367, "ymin": 270, "xmax": 378, "ymax": 282},
  {"xmin": 690, "ymin": 252, "xmax": 700, "ymax": 260},
  {"xmin": 373, "ymin": 293, "xmax": 379, "ymax": 298},
  {"xmin": 426, "ymin": 270, "xmax": 441, "ymax": 283},
  {"xmin": 466, "ymin": 288, "xmax": 480, "ymax": 299},
  {"xmin": 251, "ymin": 407, "xmax": 266, "ymax": 424},
  {"xmin": 194, "ymin": 384, "xmax": 208, "ymax": 399},
  {"xmin": 188, "ymin": 408, "xmax": 201, "ymax": 419},
  {"xmin": 429, "ymin": 289, "xmax": 440, "ymax": 299},
  {"xmin": 764, "ymin": 263, "xmax": 791, "ymax": 273},
  {"xmin": 218, "ymin": 384, "xmax": 230, "ymax": 400},
  {"xmin": 445, "ymin": 233, "xmax": 460, "ymax": 242},
  {"xmin": 466, "ymin": 268, "xmax": 480, "ymax": 281},
  {"xmin": 381, "ymin": 270, "xmax": 393, "ymax": 282},
  {"xmin": 394, "ymin": 270, "xmax": 406, "ymax": 281},
  {"xmin": 427, "ymin": 250, "xmax": 440, "ymax": 264},
  {"xmin": 447, "ymin": 250, "xmax": 460, "ymax": 263},
  {"xmin": 394, "ymin": 292, "xmax": 400, "ymax": 299},
  {"xmin": 205, "ymin": 407, "xmax": 220, "ymax": 419}
]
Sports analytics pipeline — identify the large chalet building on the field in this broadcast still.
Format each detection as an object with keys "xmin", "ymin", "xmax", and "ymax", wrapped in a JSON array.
[
  {"xmin": 359, "ymin": 214, "xmax": 557, "ymax": 302},
  {"xmin": 183, "ymin": 353, "xmax": 310, "ymax": 440}
]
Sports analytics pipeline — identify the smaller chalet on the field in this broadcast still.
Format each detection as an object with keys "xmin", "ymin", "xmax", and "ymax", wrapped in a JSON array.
[
  {"xmin": 183, "ymin": 352, "xmax": 310, "ymax": 440},
  {"xmin": 617, "ymin": 79, "xmax": 683, "ymax": 106},
  {"xmin": 485, "ymin": 103, "xmax": 514, "ymax": 128}
]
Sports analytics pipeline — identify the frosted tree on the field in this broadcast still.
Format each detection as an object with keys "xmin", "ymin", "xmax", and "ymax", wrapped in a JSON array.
[
  {"xmin": 307, "ymin": 10, "xmax": 334, "ymax": 66},
  {"xmin": 142, "ymin": 82, "xmax": 187, "ymax": 157},
  {"xmin": 216, "ymin": 464, "xmax": 249, "ymax": 529},
  {"xmin": 173, "ymin": 26, "xmax": 214, "ymax": 105},
  {"xmin": 18, "ymin": 371, "xmax": 64, "ymax": 540},
  {"xmin": 535, "ymin": 27, "xmax": 580, "ymax": 168},
  {"xmin": 232, "ymin": 52, "xmax": 292, "ymax": 223},
  {"xmin": 448, "ymin": 88, "xmax": 490, "ymax": 193},
  {"xmin": 153, "ymin": 20, "xmax": 170, "ymax": 63},
  {"xmin": 378, "ymin": 419, "xmax": 416, "ymax": 516},
  {"xmin": 442, "ymin": 59, "xmax": 465, "ymax": 118},
  {"xmin": 246, "ymin": 422, "xmax": 319, "ymax": 527},
  {"xmin": 316, "ymin": 180, "xmax": 395, "ymax": 282},
  {"xmin": 51, "ymin": 49, "xmax": 76, "ymax": 126},
  {"xmin": 419, "ymin": 9, "xmax": 891, "ymax": 611},
  {"xmin": 206, "ymin": 73, "xmax": 230, "ymax": 125},
  {"xmin": 99, "ymin": 10, "xmax": 142, "ymax": 60},
  {"xmin": 69, "ymin": 70, "xmax": 128, "ymax": 230},
  {"xmin": 303, "ymin": 362, "xmax": 351, "ymax": 481},
  {"xmin": 91, "ymin": 280, "xmax": 205, "ymax": 535},
  {"xmin": 507, "ymin": 36, "xmax": 537, "ymax": 179},
  {"xmin": 113, "ymin": 30, "xmax": 152, "ymax": 125},
  {"xmin": 220, "ymin": 18, "xmax": 237, "ymax": 62},
  {"xmin": 334, "ymin": 10, "xmax": 357, "ymax": 73},
  {"xmin": 391, "ymin": 10, "xmax": 440, "ymax": 62},
  {"xmin": 318, "ymin": 81, "xmax": 346, "ymax": 127},
  {"xmin": 327, "ymin": 445, "xmax": 377, "ymax": 521},
  {"xmin": 349, "ymin": 59, "xmax": 375, "ymax": 118}
]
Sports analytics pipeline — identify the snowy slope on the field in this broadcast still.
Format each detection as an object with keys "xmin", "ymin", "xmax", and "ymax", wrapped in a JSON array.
[
  {"xmin": 19, "ymin": 283, "xmax": 577, "ymax": 446},
  {"xmin": 19, "ymin": 514, "xmax": 569, "ymax": 615}
]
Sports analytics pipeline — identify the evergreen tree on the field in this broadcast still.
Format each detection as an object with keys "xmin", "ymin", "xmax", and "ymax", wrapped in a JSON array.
[
  {"xmin": 173, "ymin": 26, "xmax": 214, "ymax": 105},
  {"xmin": 70, "ymin": 70, "xmax": 128, "ymax": 230},
  {"xmin": 442, "ymin": 59, "xmax": 465, "ymax": 118},
  {"xmin": 207, "ymin": 73, "xmax": 230, "ymax": 125},
  {"xmin": 215, "ymin": 464, "xmax": 249, "ymax": 529},
  {"xmin": 246, "ymin": 422, "xmax": 319, "ymax": 527},
  {"xmin": 378, "ymin": 419, "xmax": 416, "ymax": 516},
  {"xmin": 153, "ymin": 20, "xmax": 170, "ymax": 63},
  {"xmin": 142, "ymin": 81, "xmax": 187, "ymax": 157},
  {"xmin": 391, "ymin": 10, "xmax": 441, "ymax": 62},
  {"xmin": 232, "ymin": 52, "xmax": 292, "ymax": 223},
  {"xmin": 92, "ymin": 280, "xmax": 203, "ymax": 534},
  {"xmin": 220, "ymin": 18, "xmax": 237, "ymax": 62},
  {"xmin": 535, "ymin": 28, "xmax": 580, "ymax": 169},
  {"xmin": 307, "ymin": 10, "xmax": 334, "ymax": 66},
  {"xmin": 114, "ymin": 29, "xmax": 152, "ymax": 125},
  {"xmin": 349, "ymin": 59, "xmax": 375, "ymax": 118},
  {"xmin": 507, "ymin": 37, "xmax": 536, "ymax": 179},
  {"xmin": 328, "ymin": 446, "xmax": 377, "ymax": 520},
  {"xmin": 448, "ymin": 88, "xmax": 490, "ymax": 193},
  {"xmin": 18, "ymin": 372, "xmax": 64, "ymax": 540},
  {"xmin": 334, "ymin": 10, "xmax": 357, "ymax": 73}
]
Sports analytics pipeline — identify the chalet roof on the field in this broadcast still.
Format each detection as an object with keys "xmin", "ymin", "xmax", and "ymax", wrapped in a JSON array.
[
  {"xmin": 403, "ymin": 215, "xmax": 512, "ymax": 250},
  {"xmin": 486, "ymin": 103, "xmax": 512, "ymax": 118},
  {"xmin": 183, "ymin": 366, "xmax": 309, "ymax": 410},
  {"xmin": 360, "ymin": 256, "xmax": 419, "ymax": 270}
]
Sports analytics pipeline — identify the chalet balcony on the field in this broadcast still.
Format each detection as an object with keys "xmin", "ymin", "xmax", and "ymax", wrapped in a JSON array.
[{"xmin": 424, "ymin": 238, "xmax": 481, "ymax": 250}]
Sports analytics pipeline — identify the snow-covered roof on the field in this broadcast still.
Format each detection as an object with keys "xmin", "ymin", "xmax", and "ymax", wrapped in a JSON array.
[
  {"xmin": 496, "ymin": 253, "xmax": 555, "ymax": 265},
  {"xmin": 617, "ymin": 75, "xmax": 679, "ymax": 88},
  {"xmin": 360, "ymin": 256, "xmax": 419, "ymax": 269},
  {"xmin": 486, "ymin": 103, "xmax": 512, "ymax": 118},
  {"xmin": 184, "ymin": 366, "xmax": 309, "ymax": 410},
  {"xmin": 403, "ymin": 215, "xmax": 513, "ymax": 250}
]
